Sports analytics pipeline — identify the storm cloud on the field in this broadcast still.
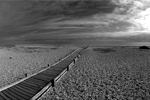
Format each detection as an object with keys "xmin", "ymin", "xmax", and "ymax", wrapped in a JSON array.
[{"xmin": 0, "ymin": 0, "xmax": 150, "ymax": 46}]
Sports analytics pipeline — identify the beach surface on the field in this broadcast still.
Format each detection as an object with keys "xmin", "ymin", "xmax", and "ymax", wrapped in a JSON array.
[
  {"xmin": 0, "ymin": 46, "xmax": 76, "ymax": 88},
  {"xmin": 40, "ymin": 47, "xmax": 150, "ymax": 100}
]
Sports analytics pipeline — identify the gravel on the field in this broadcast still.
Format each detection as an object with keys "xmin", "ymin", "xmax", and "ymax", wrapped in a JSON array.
[
  {"xmin": 0, "ymin": 46, "xmax": 75, "ymax": 88},
  {"xmin": 40, "ymin": 47, "xmax": 150, "ymax": 100}
]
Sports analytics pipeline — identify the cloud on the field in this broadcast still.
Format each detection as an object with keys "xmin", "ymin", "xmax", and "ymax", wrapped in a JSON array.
[
  {"xmin": 113, "ymin": 0, "xmax": 150, "ymax": 32},
  {"xmin": 0, "ymin": 0, "xmax": 150, "ymax": 45}
]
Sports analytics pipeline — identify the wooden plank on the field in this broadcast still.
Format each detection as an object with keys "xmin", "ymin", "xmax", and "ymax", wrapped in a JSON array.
[
  {"xmin": 16, "ymin": 84, "xmax": 39, "ymax": 95},
  {"xmin": 13, "ymin": 85, "xmax": 34, "ymax": 98},
  {"xmin": 40, "ymin": 71, "xmax": 62, "ymax": 78},
  {"xmin": 50, "ymin": 67, "xmax": 66, "ymax": 71},
  {"xmin": 22, "ymin": 81, "xmax": 44, "ymax": 89},
  {"xmin": 37, "ymin": 73, "xmax": 57, "ymax": 78},
  {"xmin": 59, "ymin": 58, "xmax": 75, "ymax": 64},
  {"xmin": 54, "ymin": 69, "xmax": 67, "ymax": 82},
  {"xmin": 31, "ymin": 75, "xmax": 53, "ymax": 82},
  {"xmin": 40, "ymin": 72, "xmax": 58, "ymax": 77},
  {"xmin": 3, "ymin": 89, "xmax": 26, "ymax": 100},
  {"xmin": 34, "ymin": 74, "xmax": 54, "ymax": 79},
  {"xmin": 37, "ymin": 71, "xmax": 58, "ymax": 75},
  {"xmin": 0, "ymin": 92, "xmax": 11, "ymax": 100},
  {"xmin": 2, "ymin": 90, "xmax": 19, "ymax": 100},
  {"xmin": 42, "ymin": 69, "xmax": 63, "ymax": 74},
  {"xmin": 19, "ymin": 82, "xmax": 41, "ymax": 91},
  {"xmin": 54, "ymin": 69, "xmax": 67, "ymax": 84},
  {"xmin": 25, "ymin": 78, "xmax": 48, "ymax": 86},
  {"xmin": 8, "ymin": 87, "xmax": 28, "ymax": 100},
  {"xmin": 50, "ymin": 66, "xmax": 67, "ymax": 70},
  {"xmin": 31, "ymin": 83, "xmax": 52, "ymax": 100},
  {"xmin": 69, "ymin": 61, "xmax": 75, "ymax": 66},
  {"xmin": 54, "ymin": 63, "xmax": 71, "ymax": 68},
  {"xmin": 48, "ymin": 69, "xmax": 65, "ymax": 74},
  {"xmin": 23, "ymin": 80, "xmax": 46, "ymax": 89},
  {"xmin": 0, "ymin": 95, "xmax": 5, "ymax": 100}
]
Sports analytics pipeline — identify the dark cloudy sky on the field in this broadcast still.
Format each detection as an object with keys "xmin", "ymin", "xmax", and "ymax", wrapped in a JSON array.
[{"xmin": 0, "ymin": 0, "xmax": 150, "ymax": 46}]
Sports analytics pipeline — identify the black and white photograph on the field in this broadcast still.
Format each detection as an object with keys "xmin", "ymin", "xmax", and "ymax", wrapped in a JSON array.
[{"xmin": 0, "ymin": 0, "xmax": 150, "ymax": 100}]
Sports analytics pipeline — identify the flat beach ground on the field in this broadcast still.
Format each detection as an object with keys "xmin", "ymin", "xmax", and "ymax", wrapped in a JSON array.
[
  {"xmin": 0, "ymin": 46, "xmax": 76, "ymax": 88},
  {"xmin": 40, "ymin": 46, "xmax": 150, "ymax": 100}
]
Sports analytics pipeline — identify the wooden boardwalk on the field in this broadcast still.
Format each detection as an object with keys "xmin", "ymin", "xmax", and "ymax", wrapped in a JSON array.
[{"xmin": 0, "ymin": 48, "xmax": 83, "ymax": 100}]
